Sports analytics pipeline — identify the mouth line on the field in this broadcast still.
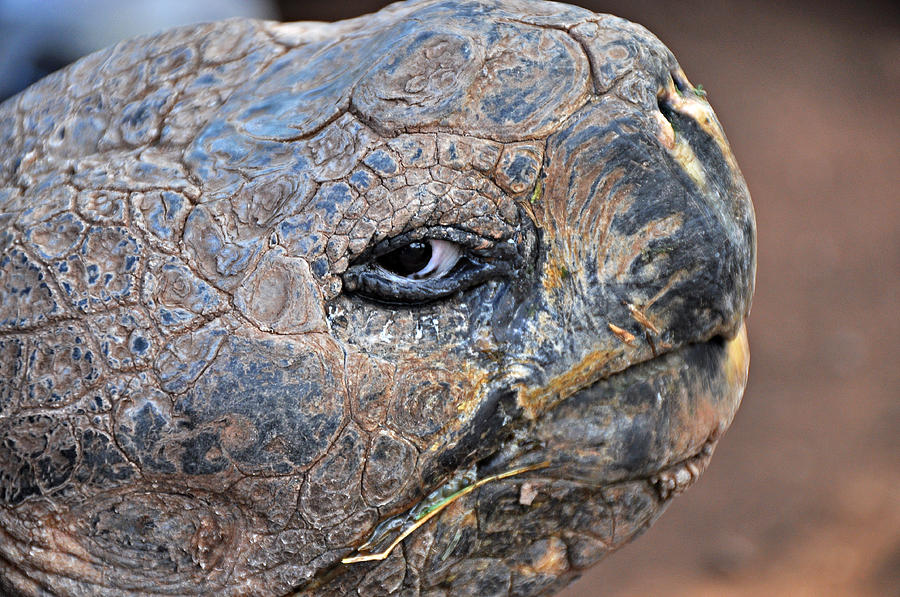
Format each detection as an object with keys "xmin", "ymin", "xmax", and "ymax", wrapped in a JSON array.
[
  {"xmin": 515, "ymin": 318, "xmax": 744, "ymax": 421},
  {"xmin": 512, "ymin": 425, "xmax": 722, "ymax": 501}
]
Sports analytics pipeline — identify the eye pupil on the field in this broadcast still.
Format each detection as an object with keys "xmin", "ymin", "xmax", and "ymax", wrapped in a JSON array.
[{"xmin": 377, "ymin": 241, "xmax": 433, "ymax": 277}]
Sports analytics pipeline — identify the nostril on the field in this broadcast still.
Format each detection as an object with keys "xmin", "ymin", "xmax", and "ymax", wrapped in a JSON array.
[
  {"xmin": 671, "ymin": 70, "xmax": 690, "ymax": 95},
  {"xmin": 656, "ymin": 72, "xmax": 685, "ymax": 119},
  {"xmin": 657, "ymin": 69, "xmax": 701, "ymax": 119},
  {"xmin": 654, "ymin": 94, "xmax": 677, "ymax": 150},
  {"xmin": 656, "ymin": 93, "xmax": 676, "ymax": 124}
]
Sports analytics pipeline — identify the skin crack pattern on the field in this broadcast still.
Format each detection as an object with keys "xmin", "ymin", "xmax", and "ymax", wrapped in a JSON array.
[{"xmin": 0, "ymin": 1, "xmax": 756, "ymax": 596}]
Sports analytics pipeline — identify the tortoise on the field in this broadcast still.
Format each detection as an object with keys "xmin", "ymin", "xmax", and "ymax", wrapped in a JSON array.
[{"xmin": 0, "ymin": 0, "xmax": 755, "ymax": 595}]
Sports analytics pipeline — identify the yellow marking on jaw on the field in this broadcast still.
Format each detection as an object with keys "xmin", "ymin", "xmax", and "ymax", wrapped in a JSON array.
[
  {"xmin": 516, "ymin": 348, "xmax": 620, "ymax": 418},
  {"xmin": 454, "ymin": 387, "xmax": 484, "ymax": 415},
  {"xmin": 653, "ymin": 111, "xmax": 676, "ymax": 150},
  {"xmin": 417, "ymin": 362, "xmax": 494, "ymax": 453},
  {"xmin": 724, "ymin": 323, "xmax": 750, "ymax": 388},
  {"xmin": 668, "ymin": 91, "xmax": 732, "ymax": 164}
]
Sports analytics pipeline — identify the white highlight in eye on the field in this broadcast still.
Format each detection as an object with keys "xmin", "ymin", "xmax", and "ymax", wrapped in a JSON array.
[{"xmin": 412, "ymin": 240, "xmax": 461, "ymax": 279}]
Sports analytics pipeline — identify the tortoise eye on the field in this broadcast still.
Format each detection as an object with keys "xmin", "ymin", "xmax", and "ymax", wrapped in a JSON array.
[
  {"xmin": 342, "ymin": 226, "xmax": 527, "ymax": 304},
  {"xmin": 377, "ymin": 240, "xmax": 462, "ymax": 279},
  {"xmin": 377, "ymin": 241, "xmax": 431, "ymax": 276}
]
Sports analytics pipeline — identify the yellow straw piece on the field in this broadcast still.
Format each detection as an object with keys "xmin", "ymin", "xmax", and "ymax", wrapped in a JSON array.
[{"xmin": 341, "ymin": 461, "xmax": 550, "ymax": 564}]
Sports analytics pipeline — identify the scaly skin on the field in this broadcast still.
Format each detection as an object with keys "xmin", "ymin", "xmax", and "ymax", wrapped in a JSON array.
[{"xmin": 0, "ymin": 1, "xmax": 755, "ymax": 595}]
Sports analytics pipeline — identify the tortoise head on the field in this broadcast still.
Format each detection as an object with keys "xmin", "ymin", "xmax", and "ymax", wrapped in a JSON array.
[
  {"xmin": 315, "ymin": 8, "xmax": 755, "ymax": 594},
  {"xmin": 0, "ymin": 1, "xmax": 754, "ymax": 596}
]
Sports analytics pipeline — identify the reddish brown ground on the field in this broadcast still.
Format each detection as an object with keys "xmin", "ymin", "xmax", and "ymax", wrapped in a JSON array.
[{"xmin": 290, "ymin": 2, "xmax": 900, "ymax": 595}]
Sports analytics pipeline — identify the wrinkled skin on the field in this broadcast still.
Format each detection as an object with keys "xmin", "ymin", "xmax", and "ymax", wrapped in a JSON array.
[{"xmin": 0, "ymin": 1, "xmax": 755, "ymax": 595}]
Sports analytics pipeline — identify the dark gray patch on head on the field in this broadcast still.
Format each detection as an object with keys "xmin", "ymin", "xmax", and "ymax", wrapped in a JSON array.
[{"xmin": 176, "ymin": 336, "xmax": 344, "ymax": 474}]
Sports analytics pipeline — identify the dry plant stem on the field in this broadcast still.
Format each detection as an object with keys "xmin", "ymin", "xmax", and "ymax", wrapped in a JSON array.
[{"xmin": 342, "ymin": 461, "xmax": 551, "ymax": 564}]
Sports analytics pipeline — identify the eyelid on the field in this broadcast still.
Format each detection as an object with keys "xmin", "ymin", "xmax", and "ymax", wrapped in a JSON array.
[{"xmin": 369, "ymin": 227, "xmax": 494, "ymax": 260}]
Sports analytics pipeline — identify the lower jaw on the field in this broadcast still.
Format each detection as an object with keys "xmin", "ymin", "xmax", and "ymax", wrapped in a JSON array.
[
  {"xmin": 296, "ymin": 329, "xmax": 750, "ymax": 593},
  {"xmin": 432, "ymin": 329, "xmax": 750, "ymax": 585},
  {"xmin": 491, "ymin": 323, "xmax": 749, "ymax": 494}
]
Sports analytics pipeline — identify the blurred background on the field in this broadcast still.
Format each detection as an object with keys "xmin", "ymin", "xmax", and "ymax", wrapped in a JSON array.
[{"xmin": 2, "ymin": 1, "xmax": 897, "ymax": 595}]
